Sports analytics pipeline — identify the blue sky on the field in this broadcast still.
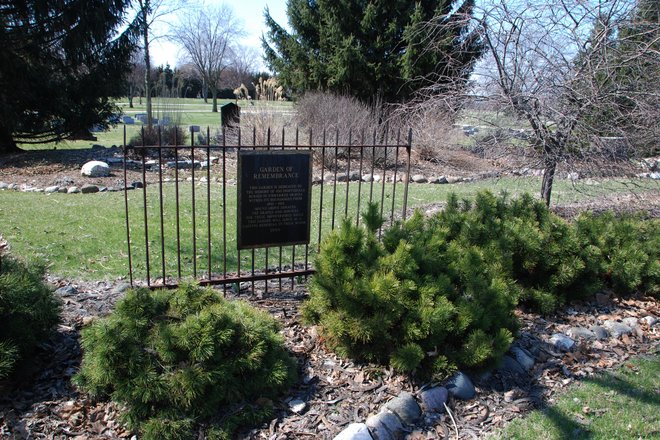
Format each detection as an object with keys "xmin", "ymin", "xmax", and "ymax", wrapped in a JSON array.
[{"xmin": 150, "ymin": 0, "xmax": 288, "ymax": 68}]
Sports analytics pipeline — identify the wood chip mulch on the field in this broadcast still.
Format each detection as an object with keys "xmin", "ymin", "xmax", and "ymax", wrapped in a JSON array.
[{"xmin": 0, "ymin": 278, "xmax": 658, "ymax": 440}]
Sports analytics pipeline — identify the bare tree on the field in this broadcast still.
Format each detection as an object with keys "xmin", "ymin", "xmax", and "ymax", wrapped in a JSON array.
[
  {"xmin": 172, "ymin": 5, "xmax": 244, "ymax": 112},
  {"xmin": 134, "ymin": 0, "xmax": 185, "ymax": 126},
  {"xmin": 127, "ymin": 50, "xmax": 146, "ymax": 108},
  {"xmin": 407, "ymin": 0, "xmax": 658, "ymax": 206},
  {"xmin": 221, "ymin": 45, "xmax": 259, "ymax": 94},
  {"xmin": 477, "ymin": 0, "xmax": 659, "ymax": 205}
]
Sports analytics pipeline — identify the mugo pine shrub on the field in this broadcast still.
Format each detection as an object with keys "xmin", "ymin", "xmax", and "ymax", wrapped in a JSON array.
[
  {"xmin": 304, "ymin": 192, "xmax": 659, "ymax": 377},
  {"xmin": 303, "ymin": 203, "xmax": 519, "ymax": 377},
  {"xmin": 75, "ymin": 284, "xmax": 297, "ymax": 440},
  {"xmin": 575, "ymin": 212, "xmax": 659, "ymax": 297},
  {"xmin": 0, "ymin": 256, "xmax": 61, "ymax": 379}
]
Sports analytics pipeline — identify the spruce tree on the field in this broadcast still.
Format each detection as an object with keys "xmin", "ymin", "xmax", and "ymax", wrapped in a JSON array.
[
  {"xmin": 262, "ymin": 0, "xmax": 482, "ymax": 102},
  {"xmin": 0, "ymin": 0, "xmax": 138, "ymax": 152}
]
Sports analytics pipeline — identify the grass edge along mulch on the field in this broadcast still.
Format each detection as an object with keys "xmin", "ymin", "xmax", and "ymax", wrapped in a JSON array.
[{"xmin": 487, "ymin": 354, "xmax": 660, "ymax": 440}]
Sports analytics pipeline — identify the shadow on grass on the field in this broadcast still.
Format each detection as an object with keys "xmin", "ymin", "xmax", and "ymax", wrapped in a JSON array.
[
  {"xmin": 581, "ymin": 366, "xmax": 660, "ymax": 407},
  {"xmin": 543, "ymin": 406, "xmax": 593, "ymax": 439}
]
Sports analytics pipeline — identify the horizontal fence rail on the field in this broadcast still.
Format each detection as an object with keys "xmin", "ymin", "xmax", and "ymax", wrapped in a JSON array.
[{"xmin": 123, "ymin": 125, "xmax": 412, "ymax": 293}]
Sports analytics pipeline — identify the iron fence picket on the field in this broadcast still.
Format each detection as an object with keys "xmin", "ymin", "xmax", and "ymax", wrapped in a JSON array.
[{"xmin": 125, "ymin": 126, "xmax": 411, "ymax": 290}]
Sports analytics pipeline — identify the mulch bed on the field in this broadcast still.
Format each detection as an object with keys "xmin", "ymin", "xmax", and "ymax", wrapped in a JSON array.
[{"xmin": 1, "ymin": 276, "xmax": 657, "ymax": 440}]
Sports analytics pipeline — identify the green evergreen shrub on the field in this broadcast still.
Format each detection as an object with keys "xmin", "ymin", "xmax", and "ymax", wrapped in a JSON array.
[
  {"xmin": 0, "ymin": 256, "xmax": 61, "ymax": 379},
  {"xmin": 303, "ymin": 202, "xmax": 519, "ymax": 377},
  {"xmin": 75, "ymin": 284, "xmax": 297, "ymax": 440},
  {"xmin": 304, "ymin": 193, "xmax": 659, "ymax": 377},
  {"xmin": 575, "ymin": 212, "xmax": 659, "ymax": 297}
]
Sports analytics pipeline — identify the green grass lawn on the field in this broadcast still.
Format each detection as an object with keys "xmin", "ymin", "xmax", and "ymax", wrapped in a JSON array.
[
  {"xmin": 17, "ymin": 97, "xmax": 295, "ymax": 151},
  {"xmin": 0, "ymin": 177, "xmax": 656, "ymax": 281},
  {"xmin": 489, "ymin": 356, "xmax": 660, "ymax": 440}
]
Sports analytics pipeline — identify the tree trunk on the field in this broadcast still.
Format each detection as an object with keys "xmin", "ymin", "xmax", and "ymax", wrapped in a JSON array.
[
  {"xmin": 0, "ymin": 125, "xmax": 20, "ymax": 155},
  {"xmin": 541, "ymin": 159, "xmax": 557, "ymax": 207},
  {"xmin": 211, "ymin": 88, "xmax": 218, "ymax": 113},
  {"xmin": 128, "ymin": 94, "xmax": 134, "ymax": 108}
]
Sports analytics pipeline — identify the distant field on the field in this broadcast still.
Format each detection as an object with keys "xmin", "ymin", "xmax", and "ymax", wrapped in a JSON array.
[{"xmin": 18, "ymin": 97, "xmax": 295, "ymax": 151}]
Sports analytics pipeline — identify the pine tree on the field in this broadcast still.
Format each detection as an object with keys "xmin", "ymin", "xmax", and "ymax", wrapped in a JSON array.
[
  {"xmin": 262, "ymin": 0, "xmax": 483, "ymax": 102},
  {"xmin": 0, "ymin": 0, "xmax": 138, "ymax": 152}
]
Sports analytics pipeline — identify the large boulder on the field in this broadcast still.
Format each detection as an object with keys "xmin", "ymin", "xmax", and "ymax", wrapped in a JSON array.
[{"xmin": 81, "ymin": 161, "xmax": 110, "ymax": 177}]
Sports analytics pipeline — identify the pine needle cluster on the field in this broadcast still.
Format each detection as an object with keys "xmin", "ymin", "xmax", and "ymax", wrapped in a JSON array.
[
  {"xmin": 75, "ymin": 284, "xmax": 297, "ymax": 440},
  {"xmin": 304, "ymin": 192, "xmax": 659, "ymax": 377},
  {"xmin": 0, "ymin": 256, "xmax": 61, "ymax": 379}
]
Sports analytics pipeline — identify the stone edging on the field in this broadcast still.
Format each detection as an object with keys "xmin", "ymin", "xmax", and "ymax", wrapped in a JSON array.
[{"xmin": 331, "ymin": 313, "xmax": 657, "ymax": 440}]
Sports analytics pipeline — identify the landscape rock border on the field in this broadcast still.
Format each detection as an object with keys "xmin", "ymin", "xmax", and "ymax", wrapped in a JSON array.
[{"xmin": 332, "ymin": 302, "xmax": 658, "ymax": 440}]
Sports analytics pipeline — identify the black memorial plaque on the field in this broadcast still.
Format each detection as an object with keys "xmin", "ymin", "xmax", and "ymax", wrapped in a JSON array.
[{"xmin": 238, "ymin": 151, "xmax": 312, "ymax": 249}]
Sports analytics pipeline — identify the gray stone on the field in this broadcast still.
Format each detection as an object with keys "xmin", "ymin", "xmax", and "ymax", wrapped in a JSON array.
[
  {"xmin": 336, "ymin": 173, "xmax": 349, "ymax": 182},
  {"xmin": 436, "ymin": 175, "xmax": 448, "ymax": 184},
  {"xmin": 590, "ymin": 325, "xmax": 609, "ymax": 339},
  {"xmin": 81, "ymin": 161, "xmax": 110, "ymax": 177},
  {"xmin": 98, "ymin": 186, "xmax": 107, "ymax": 192},
  {"xmin": 622, "ymin": 317, "xmax": 638, "ymax": 329},
  {"xmin": 334, "ymin": 423, "xmax": 373, "ymax": 440},
  {"xmin": 383, "ymin": 392, "xmax": 421, "ymax": 425},
  {"xmin": 419, "ymin": 386, "xmax": 448, "ymax": 413},
  {"xmin": 0, "ymin": 182, "xmax": 8, "ymax": 189},
  {"xmin": 445, "ymin": 372, "xmax": 476, "ymax": 400},
  {"xmin": 58, "ymin": 187, "xmax": 68, "ymax": 193},
  {"xmin": 366, "ymin": 410, "xmax": 404, "ymax": 440},
  {"xmin": 44, "ymin": 185, "xmax": 59, "ymax": 193},
  {"xmin": 650, "ymin": 172, "xmax": 660, "ymax": 180},
  {"xmin": 132, "ymin": 181, "xmax": 144, "ymax": 189},
  {"xmin": 411, "ymin": 174, "xmax": 427, "ymax": 183},
  {"xmin": 549, "ymin": 333, "xmax": 575, "ymax": 351},
  {"xmin": 55, "ymin": 285, "xmax": 77, "ymax": 296},
  {"xmin": 510, "ymin": 346, "xmax": 535, "ymax": 371},
  {"xmin": 603, "ymin": 320, "xmax": 633, "ymax": 338},
  {"xmin": 372, "ymin": 174, "xmax": 382, "ymax": 182},
  {"xmin": 67, "ymin": 186, "xmax": 80, "ymax": 194},
  {"xmin": 288, "ymin": 398, "xmax": 307, "ymax": 414},
  {"xmin": 499, "ymin": 355, "xmax": 526, "ymax": 376},
  {"xmin": 166, "ymin": 160, "xmax": 194, "ymax": 169},
  {"xmin": 362, "ymin": 174, "xmax": 374, "ymax": 182},
  {"xmin": 641, "ymin": 316, "xmax": 657, "ymax": 326},
  {"xmin": 81, "ymin": 184, "xmax": 99, "ymax": 194},
  {"xmin": 113, "ymin": 283, "xmax": 131, "ymax": 294},
  {"xmin": 8, "ymin": 183, "xmax": 17, "ymax": 190},
  {"xmin": 566, "ymin": 327, "xmax": 597, "ymax": 341}
]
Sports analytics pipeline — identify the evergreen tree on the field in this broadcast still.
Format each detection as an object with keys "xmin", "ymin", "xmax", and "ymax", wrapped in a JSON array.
[
  {"xmin": 0, "ymin": 0, "xmax": 138, "ymax": 153},
  {"xmin": 262, "ymin": 0, "xmax": 483, "ymax": 102}
]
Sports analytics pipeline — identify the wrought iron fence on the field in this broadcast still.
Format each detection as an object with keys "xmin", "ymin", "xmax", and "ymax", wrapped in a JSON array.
[{"xmin": 123, "ymin": 125, "xmax": 412, "ymax": 292}]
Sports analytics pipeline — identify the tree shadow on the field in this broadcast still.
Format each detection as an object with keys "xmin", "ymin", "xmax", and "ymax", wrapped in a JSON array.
[
  {"xmin": 581, "ymin": 362, "xmax": 659, "ymax": 407},
  {"xmin": 542, "ymin": 406, "xmax": 593, "ymax": 439},
  {"xmin": 472, "ymin": 331, "xmax": 657, "ymax": 439}
]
